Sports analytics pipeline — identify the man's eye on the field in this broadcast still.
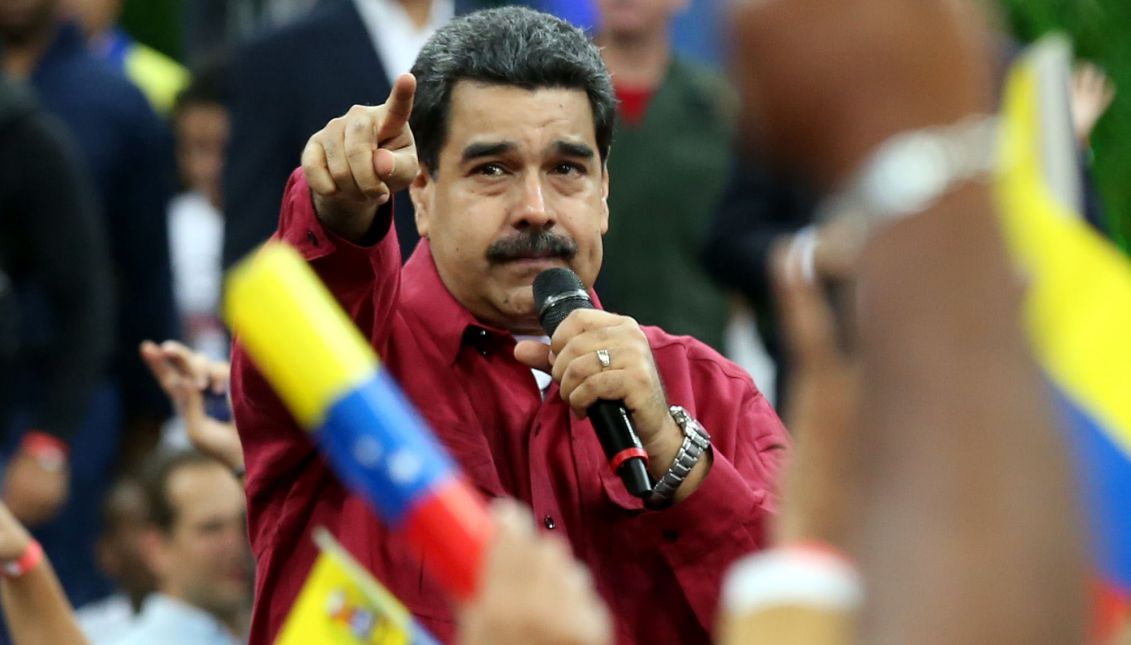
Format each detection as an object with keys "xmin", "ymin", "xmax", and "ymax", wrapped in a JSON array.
[
  {"xmin": 552, "ymin": 162, "xmax": 586, "ymax": 176},
  {"xmin": 475, "ymin": 163, "xmax": 507, "ymax": 176}
]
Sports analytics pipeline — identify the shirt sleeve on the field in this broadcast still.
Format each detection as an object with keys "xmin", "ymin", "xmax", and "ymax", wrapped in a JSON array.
[
  {"xmin": 230, "ymin": 167, "xmax": 401, "ymax": 550},
  {"xmin": 637, "ymin": 352, "xmax": 790, "ymax": 632}
]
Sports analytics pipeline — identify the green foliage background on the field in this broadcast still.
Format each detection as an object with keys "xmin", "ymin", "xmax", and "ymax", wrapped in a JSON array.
[
  {"xmin": 120, "ymin": 0, "xmax": 181, "ymax": 60},
  {"xmin": 1003, "ymin": 0, "xmax": 1131, "ymax": 249}
]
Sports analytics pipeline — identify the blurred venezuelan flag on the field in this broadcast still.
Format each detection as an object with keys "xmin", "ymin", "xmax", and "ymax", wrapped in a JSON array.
[{"xmin": 996, "ymin": 37, "xmax": 1131, "ymax": 641}]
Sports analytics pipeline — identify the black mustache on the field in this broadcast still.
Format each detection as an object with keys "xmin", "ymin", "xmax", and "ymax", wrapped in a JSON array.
[{"xmin": 486, "ymin": 231, "xmax": 578, "ymax": 264}]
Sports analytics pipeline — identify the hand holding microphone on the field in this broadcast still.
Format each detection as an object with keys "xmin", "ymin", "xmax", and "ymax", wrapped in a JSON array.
[{"xmin": 515, "ymin": 268, "xmax": 710, "ymax": 503}]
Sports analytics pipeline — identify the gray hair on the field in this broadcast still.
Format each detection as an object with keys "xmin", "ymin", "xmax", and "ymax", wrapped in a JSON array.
[{"xmin": 409, "ymin": 7, "xmax": 616, "ymax": 174}]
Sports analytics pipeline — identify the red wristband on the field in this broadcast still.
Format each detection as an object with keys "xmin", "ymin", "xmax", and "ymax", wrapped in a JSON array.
[
  {"xmin": 21, "ymin": 431, "xmax": 69, "ymax": 458},
  {"xmin": 2, "ymin": 540, "xmax": 43, "ymax": 578},
  {"xmin": 20, "ymin": 431, "xmax": 68, "ymax": 471}
]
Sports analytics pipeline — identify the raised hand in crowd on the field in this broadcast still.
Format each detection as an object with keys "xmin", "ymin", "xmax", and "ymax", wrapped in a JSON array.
[
  {"xmin": 458, "ymin": 500, "xmax": 611, "ymax": 645},
  {"xmin": 139, "ymin": 341, "xmax": 242, "ymax": 471},
  {"xmin": 734, "ymin": 1, "xmax": 1087, "ymax": 644},
  {"xmin": 734, "ymin": 0, "xmax": 994, "ymax": 190},
  {"xmin": 768, "ymin": 244, "xmax": 859, "ymax": 549},
  {"xmin": 0, "ymin": 500, "xmax": 88, "ymax": 645},
  {"xmin": 1071, "ymin": 62, "xmax": 1116, "ymax": 145},
  {"xmin": 3, "ymin": 443, "xmax": 68, "ymax": 528}
]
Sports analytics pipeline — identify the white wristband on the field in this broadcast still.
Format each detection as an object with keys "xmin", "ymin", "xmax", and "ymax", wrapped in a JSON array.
[{"xmin": 722, "ymin": 544, "xmax": 863, "ymax": 615}]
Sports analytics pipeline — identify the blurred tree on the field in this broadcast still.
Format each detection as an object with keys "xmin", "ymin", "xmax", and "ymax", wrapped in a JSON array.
[
  {"xmin": 120, "ymin": 0, "xmax": 182, "ymax": 60},
  {"xmin": 1003, "ymin": 0, "xmax": 1131, "ymax": 251}
]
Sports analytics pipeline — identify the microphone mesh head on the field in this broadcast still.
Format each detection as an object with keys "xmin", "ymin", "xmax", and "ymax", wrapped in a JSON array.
[
  {"xmin": 533, "ymin": 268, "xmax": 591, "ymax": 336},
  {"xmin": 533, "ymin": 268, "xmax": 584, "ymax": 310}
]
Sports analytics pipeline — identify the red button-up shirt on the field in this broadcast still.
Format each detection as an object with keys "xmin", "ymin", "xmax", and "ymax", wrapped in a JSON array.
[{"xmin": 231, "ymin": 171, "xmax": 790, "ymax": 644}]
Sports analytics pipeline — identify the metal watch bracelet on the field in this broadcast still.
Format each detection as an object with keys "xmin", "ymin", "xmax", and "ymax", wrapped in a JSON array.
[{"xmin": 645, "ymin": 406, "xmax": 711, "ymax": 510}]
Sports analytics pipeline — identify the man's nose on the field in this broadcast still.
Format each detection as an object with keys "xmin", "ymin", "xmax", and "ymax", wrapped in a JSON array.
[{"xmin": 511, "ymin": 172, "xmax": 553, "ymax": 228}]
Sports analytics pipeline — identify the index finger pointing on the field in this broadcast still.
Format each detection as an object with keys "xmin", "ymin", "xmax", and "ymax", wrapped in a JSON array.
[{"xmin": 378, "ymin": 73, "xmax": 416, "ymax": 142}]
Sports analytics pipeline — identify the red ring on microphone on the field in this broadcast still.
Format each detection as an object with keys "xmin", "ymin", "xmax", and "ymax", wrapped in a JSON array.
[{"xmin": 609, "ymin": 447, "xmax": 649, "ymax": 472}]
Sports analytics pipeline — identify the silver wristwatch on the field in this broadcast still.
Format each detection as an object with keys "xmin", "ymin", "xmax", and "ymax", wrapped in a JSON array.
[{"xmin": 646, "ymin": 406, "xmax": 711, "ymax": 509}]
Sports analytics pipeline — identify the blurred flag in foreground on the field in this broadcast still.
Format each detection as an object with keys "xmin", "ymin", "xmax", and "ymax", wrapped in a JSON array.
[
  {"xmin": 276, "ymin": 528, "xmax": 440, "ymax": 645},
  {"xmin": 996, "ymin": 36, "xmax": 1131, "ymax": 641}
]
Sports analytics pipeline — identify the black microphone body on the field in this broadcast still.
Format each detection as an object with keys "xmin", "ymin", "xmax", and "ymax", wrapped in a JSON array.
[{"xmin": 533, "ymin": 269, "xmax": 653, "ymax": 498}]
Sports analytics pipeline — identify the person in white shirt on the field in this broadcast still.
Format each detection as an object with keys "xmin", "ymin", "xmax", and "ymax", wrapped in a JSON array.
[
  {"xmin": 169, "ymin": 60, "xmax": 230, "ymax": 362},
  {"xmin": 113, "ymin": 450, "xmax": 251, "ymax": 645},
  {"xmin": 76, "ymin": 478, "xmax": 157, "ymax": 644}
]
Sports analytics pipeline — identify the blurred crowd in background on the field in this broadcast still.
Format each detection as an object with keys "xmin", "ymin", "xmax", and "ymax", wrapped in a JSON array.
[{"xmin": 0, "ymin": 0, "xmax": 1125, "ymax": 644}]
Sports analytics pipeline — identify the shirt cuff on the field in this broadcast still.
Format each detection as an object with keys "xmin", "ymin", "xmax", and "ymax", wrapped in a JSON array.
[
  {"xmin": 639, "ymin": 451, "xmax": 769, "ymax": 561},
  {"xmin": 275, "ymin": 168, "xmax": 398, "ymax": 276}
]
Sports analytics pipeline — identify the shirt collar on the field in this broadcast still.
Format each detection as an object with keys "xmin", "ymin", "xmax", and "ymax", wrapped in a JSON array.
[
  {"xmin": 400, "ymin": 240, "xmax": 604, "ymax": 366},
  {"xmin": 401, "ymin": 240, "xmax": 502, "ymax": 365}
]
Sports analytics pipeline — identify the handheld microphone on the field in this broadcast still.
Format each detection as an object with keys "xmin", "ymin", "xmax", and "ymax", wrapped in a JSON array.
[{"xmin": 532, "ymin": 268, "xmax": 653, "ymax": 498}]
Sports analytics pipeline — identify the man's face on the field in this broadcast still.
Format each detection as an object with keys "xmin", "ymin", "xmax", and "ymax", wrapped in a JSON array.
[
  {"xmin": 0, "ymin": 0, "xmax": 58, "ymax": 43},
  {"xmin": 411, "ymin": 82, "xmax": 609, "ymax": 334},
  {"xmin": 146, "ymin": 464, "xmax": 251, "ymax": 621},
  {"xmin": 595, "ymin": 0, "xmax": 687, "ymax": 41},
  {"xmin": 175, "ymin": 102, "xmax": 230, "ymax": 210}
]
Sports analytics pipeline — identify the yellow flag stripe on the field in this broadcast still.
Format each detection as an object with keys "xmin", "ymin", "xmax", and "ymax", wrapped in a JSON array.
[
  {"xmin": 995, "ymin": 61, "xmax": 1131, "ymax": 456},
  {"xmin": 224, "ymin": 243, "xmax": 377, "ymax": 428}
]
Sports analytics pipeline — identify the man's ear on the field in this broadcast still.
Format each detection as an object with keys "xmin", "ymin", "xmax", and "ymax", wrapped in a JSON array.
[
  {"xmin": 599, "ymin": 161, "xmax": 610, "ymax": 235},
  {"xmin": 410, "ymin": 165, "xmax": 434, "ymax": 239},
  {"xmin": 137, "ymin": 526, "xmax": 170, "ymax": 583}
]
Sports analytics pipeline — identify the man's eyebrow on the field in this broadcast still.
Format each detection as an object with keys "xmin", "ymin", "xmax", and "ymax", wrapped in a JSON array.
[
  {"xmin": 552, "ymin": 141, "xmax": 595, "ymax": 159},
  {"xmin": 461, "ymin": 141, "xmax": 517, "ymax": 163}
]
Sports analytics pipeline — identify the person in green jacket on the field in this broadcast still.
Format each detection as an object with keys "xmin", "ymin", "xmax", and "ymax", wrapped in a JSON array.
[{"xmin": 593, "ymin": 0, "xmax": 736, "ymax": 352}]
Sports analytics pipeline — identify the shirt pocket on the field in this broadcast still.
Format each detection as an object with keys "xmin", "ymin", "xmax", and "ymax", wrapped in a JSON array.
[{"xmin": 422, "ymin": 407, "xmax": 505, "ymax": 500}]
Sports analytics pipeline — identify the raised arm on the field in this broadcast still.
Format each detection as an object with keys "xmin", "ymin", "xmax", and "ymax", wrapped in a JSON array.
[{"xmin": 0, "ymin": 501, "xmax": 88, "ymax": 645}]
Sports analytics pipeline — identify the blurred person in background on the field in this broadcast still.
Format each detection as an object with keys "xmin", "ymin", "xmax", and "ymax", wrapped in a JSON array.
[
  {"xmin": 62, "ymin": 0, "xmax": 188, "ymax": 115},
  {"xmin": 169, "ymin": 59, "xmax": 233, "ymax": 363},
  {"xmin": 592, "ymin": 0, "xmax": 736, "ymax": 353},
  {"xmin": 0, "ymin": 499, "xmax": 89, "ymax": 645},
  {"xmin": 701, "ymin": 155, "xmax": 818, "ymax": 407},
  {"xmin": 76, "ymin": 478, "xmax": 157, "ymax": 645},
  {"xmin": 114, "ymin": 449, "xmax": 251, "ymax": 645},
  {"xmin": 0, "ymin": 0, "xmax": 179, "ymax": 607},
  {"xmin": 0, "ymin": 66, "xmax": 111, "ymax": 528},
  {"xmin": 222, "ymin": 0, "xmax": 479, "ymax": 271},
  {"xmin": 183, "ymin": 0, "xmax": 321, "ymax": 67}
]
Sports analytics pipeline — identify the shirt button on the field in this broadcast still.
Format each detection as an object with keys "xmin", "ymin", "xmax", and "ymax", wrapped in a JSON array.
[
  {"xmin": 544, "ymin": 515, "xmax": 556, "ymax": 530},
  {"xmin": 306, "ymin": 229, "xmax": 319, "ymax": 246},
  {"xmin": 662, "ymin": 529, "xmax": 679, "ymax": 543}
]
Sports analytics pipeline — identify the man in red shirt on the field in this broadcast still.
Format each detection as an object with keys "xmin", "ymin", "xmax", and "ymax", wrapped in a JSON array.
[{"xmin": 230, "ymin": 7, "xmax": 788, "ymax": 644}]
